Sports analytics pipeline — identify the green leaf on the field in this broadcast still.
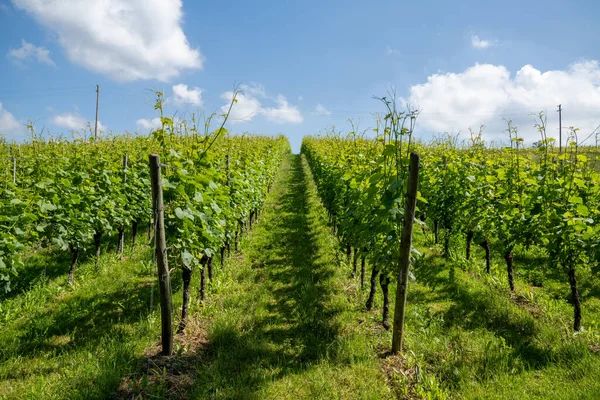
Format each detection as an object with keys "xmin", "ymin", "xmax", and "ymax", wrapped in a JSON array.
[
  {"xmin": 181, "ymin": 249, "xmax": 194, "ymax": 268},
  {"xmin": 577, "ymin": 204, "xmax": 590, "ymax": 217},
  {"xmin": 40, "ymin": 202, "xmax": 57, "ymax": 212},
  {"xmin": 382, "ymin": 144, "xmax": 396, "ymax": 157},
  {"xmin": 568, "ymin": 196, "xmax": 583, "ymax": 204}
]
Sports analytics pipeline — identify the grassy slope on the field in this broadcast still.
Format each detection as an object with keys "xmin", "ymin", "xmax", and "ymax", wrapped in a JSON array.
[
  {"xmin": 189, "ymin": 154, "xmax": 392, "ymax": 399},
  {"xmin": 392, "ymin": 250, "xmax": 600, "ymax": 399},
  {"xmin": 0, "ymin": 238, "xmax": 162, "ymax": 399},
  {"xmin": 2, "ymin": 152, "xmax": 599, "ymax": 399}
]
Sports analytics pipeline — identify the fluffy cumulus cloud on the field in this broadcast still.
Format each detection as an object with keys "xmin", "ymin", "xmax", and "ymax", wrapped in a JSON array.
[
  {"xmin": 172, "ymin": 84, "xmax": 202, "ymax": 106},
  {"xmin": 7, "ymin": 39, "xmax": 55, "ymax": 65},
  {"xmin": 220, "ymin": 91, "xmax": 263, "ymax": 123},
  {"xmin": 220, "ymin": 85, "xmax": 303, "ymax": 124},
  {"xmin": 0, "ymin": 102, "xmax": 20, "ymax": 132},
  {"xmin": 12, "ymin": 0, "xmax": 202, "ymax": 81},
  {"xmin": 314, "ymin": 104, "xmax": 332, "ymax": 116},
  {"xmin": 262, "ymin": 95, "xmax": 303, "ymax": 124},
  {"xmin": 136, "ymin": 117, "xmax": 162, "ymax": 130},
  {"xmin": 51, "ymin": 112, "xmax": 105, "ymax": 131},
  {"xmin": 471, "ymin": 35, "xmax": 493, "ymax": 49},
  {"xmin": 405, "ymin": 61, "xmax": 600, "ymax": 143}
]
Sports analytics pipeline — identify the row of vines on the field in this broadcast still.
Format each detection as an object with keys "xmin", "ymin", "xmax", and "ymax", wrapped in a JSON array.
[
  {"xmin": 0, "ymin": 102, "xmax": 290, "ymax": 335},
  {"xmin": 302, "ymin": 108, "xmax": 600, "ymax": 333}
]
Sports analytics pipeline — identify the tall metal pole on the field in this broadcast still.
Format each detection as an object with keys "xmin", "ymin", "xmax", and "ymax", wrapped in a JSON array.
[{"xmin": 94, "ymin": 84, "xmax": 100, "ymax": 140}]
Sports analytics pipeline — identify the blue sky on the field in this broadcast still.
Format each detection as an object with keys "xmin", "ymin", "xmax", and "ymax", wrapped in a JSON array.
[{"xmin": 1, "ymin": 0, "xmax": 600, "ymax": 151}]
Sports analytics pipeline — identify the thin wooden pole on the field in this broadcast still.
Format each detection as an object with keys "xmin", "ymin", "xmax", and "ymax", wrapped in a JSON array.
[
  {"xmin": 94, "ymin": 84, "xmax": 100, "ymax": 140},
  {"xmin": 117, "ymin": 154, "xmax": 128, "ymax": 255},
  {"xmin": 558, "ymin": 104, "xmax": 562, "ymax": 154},
  {"xmin": 149, "ymin": 154, "xmax": 173, "ymax": 356},
  {"xmin": 11, "ymin": 156, "xmax": 16, "ymax": 184},
  {"xmin": 123, "ymin": 154, "xmax": 128, "ymax": 183},
  {"xmin": 391, "ymin": 152, "xmax": 420, "ymax": 354}
]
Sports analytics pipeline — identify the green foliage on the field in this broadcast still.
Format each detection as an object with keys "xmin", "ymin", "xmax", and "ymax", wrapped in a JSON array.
[{"xmin": 0, "ymin": 104, "xmax": 290, "ymax": 290}]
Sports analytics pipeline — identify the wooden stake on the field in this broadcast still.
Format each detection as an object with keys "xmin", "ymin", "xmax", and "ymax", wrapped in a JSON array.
[
  {"xmin": 12, "ymin": 156, "xmax": 16, "ymax": 184},
  {"xmin": 391, "ymin": 152, "xmax": 420, "ymax": 354},
  {"xmin": 117, "ymin": 155, "xmax": 128, "ymax": 255},
  {"xmin": 94, "ymin": 84, "xmax": 100, "ymax": 140},
  {"xmin": 149, "ymin": 154, "xmax": 173, "ymax": 356}
]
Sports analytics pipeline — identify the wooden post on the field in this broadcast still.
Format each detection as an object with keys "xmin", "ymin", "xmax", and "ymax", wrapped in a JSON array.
[
  {"xmin": 558, "ymin": 104, "xmax": 562, "ymax": 154},
  {"xmin": 117, "ymin": 155, "xmax": 128, "ymax": 255},
  {"xmin": 149, "ymin": 154, "xmax": 173, "ymax": 356},
  {"xmin": 94, "ymin": 84, "xmax": 100, "ymax": 140},
  {"xmin": 11, "ymin": 156, "xmax": 16, "ymax": 185},
  {"xmin": 226, "ymin": 154, "xmax": 231, "ymax": 187},
  {"xmin": 224, "ymin": 154, "xmax": 231, "ymax": 260},
  {"xmin": 122, "ymin": 155, "xmax": 128, "ymax": 183},
  {"xmin": 391, "ymin": 152, "xmax": 420, "ymax": 354}
]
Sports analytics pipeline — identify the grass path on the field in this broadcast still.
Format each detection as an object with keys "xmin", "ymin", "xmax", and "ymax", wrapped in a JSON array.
[
  {"xmin": 5, "ymin": 152, "xmax": 597, "ymax": 399},
  {"xmin": 190, "ymin": 154, "xmax": 392, "ymax": 399}
]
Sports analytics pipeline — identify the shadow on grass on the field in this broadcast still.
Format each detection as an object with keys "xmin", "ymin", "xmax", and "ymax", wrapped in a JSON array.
[
  {"xmin": 192, "ymin": 155, "xmax": 342, "ymax": 398},
  {"xmin": 0, "ymin": 247, "xmax": 73, "ymax": 301},
  {"xmin": 0, "ymin": 277, "xmax": 162, "ymax": 364},
  {"xmin": 413, "ymin": 253, "xmax": 584, "ymax": 376},
  {"xmin": 1, "ymin": 226, "xmax": 151, "ymax": 302}
]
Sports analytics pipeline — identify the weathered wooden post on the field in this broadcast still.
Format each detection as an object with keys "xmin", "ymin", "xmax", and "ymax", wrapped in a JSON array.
[
  {"xmin": 391, "ymin": 152, "xmax": 420, "ymax": 354},
  {"xmin": 149, "ymin": 154, "xmax": 173, "ymax": 356},
  {"xmin": 117, "ymin": 154, "xmax": 128, "ymax": 255}
]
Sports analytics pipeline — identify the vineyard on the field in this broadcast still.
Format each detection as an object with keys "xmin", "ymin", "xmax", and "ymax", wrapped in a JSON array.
[{"xmin": 1, "ymin": 102, "xmax": 600, "ymax": 399}]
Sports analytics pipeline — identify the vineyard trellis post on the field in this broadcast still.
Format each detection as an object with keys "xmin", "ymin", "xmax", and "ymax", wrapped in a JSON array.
[
  {"xmin": 11, "ymin": 155, "xmax": 16, "ymax": 185},
  {"xmin": 557, "ymin": 104, "xmax": 562, "ymax": 153},
  {"xmin": 94, "ymin": 84, "xmax": 100, "ymax": 140},
  {"xmin": 391, "ymin": 152, "xmax": 420, "ymax": 354},
  {"xmin": 149, "ymin": 154, "xmax": 174, "ymax": 356},
  {"xmin": 117, "ymin": 154, "xmax": 128, "ymax": 255},
  {"xmin": 225, "ymin": 154, "xmax": 231, "ymax": 259}
]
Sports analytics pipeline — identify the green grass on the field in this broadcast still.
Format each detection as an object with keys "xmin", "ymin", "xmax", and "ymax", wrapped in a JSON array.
[
  {"xmin": 378, "ymin": 229, "xmax": 600, "ymax": 398},
  {"xmin": 188, "ymin": 154, "xmax": 392, "ymax": 399},
  {"xmin": 2, "ymin": 153, "xmax": 600, "ymax": 399},
  {"xmin": 0, "ymin": 239, "xmax": 163, "ymax": 399}
]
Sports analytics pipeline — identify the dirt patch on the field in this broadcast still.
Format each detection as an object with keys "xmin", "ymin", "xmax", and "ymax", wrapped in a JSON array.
[
  {"xmin": 380, "ymin": 352, "xmax": 421, "ymax": 399},
  {"xmin": 510, "ymin": 291, "xmax": 543, "ymax": 318},
  {"xmin": 114, "ymin": 316, "xmax": 208, "ymax": 399}
]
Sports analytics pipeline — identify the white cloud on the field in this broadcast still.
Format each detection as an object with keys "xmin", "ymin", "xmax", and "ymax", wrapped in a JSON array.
[
  {"xmin": 405, "ymin": 61, "xmax": 600, "ymax": 143},
  {"xmin": 172, "ymin": 84, "xmax": 202, "ymax": 106},
  {"xmin": 8, "ymin": 39, "xmax": 55, "ymax": 66},
  {"xmin": 241, "ymin": 83, "xmax": 266, "ymax": 98},
  {"xmin": 314, "ymin": 104, "xmax": 332, "ymax": 116},
  {"xmin": 386, "ymin": 46, "xmax": 401, "ymax": 55},
  {"xmin": 220, "ymin": 86, "xmax": 303, "ymax": 124},
  {"xmin": 471, "ymin": 35, "xmax": 493, "ymax": 49},
  {"xmin": 0, "ymin": 102, "xmax": 20, "ymax": 132},
  {"xmin": 262, "ymin": 95, "xmax": 303, "ymax": 124},
  {"xmin": 12, "ymin": 0, "xmax": 202, "ymax": 81},
  {"xmin": 51, "ymin": 113, "xmax": 87, "ymax": 130},
  {"xmin": 51, "ymin": 112, "xmax": 104, "ymax": 131},
  {"xmin": 136, "ymin": 117, "xmax": 162, "ymax": 130},
  {"xmin": 220, "ymin": 91, "xmax": 262, "ymax": 123}
]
